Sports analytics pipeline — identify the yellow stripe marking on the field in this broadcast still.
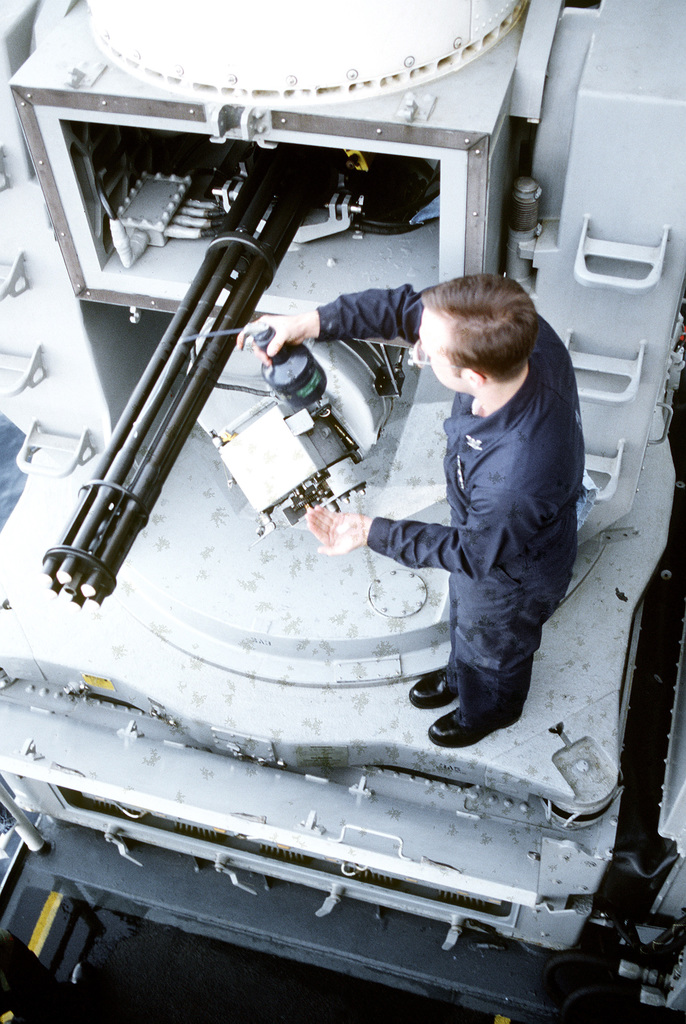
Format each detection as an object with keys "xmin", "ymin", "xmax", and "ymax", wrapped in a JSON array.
[
  {"xmin": 28, "ymin": 891, "xmax": 63, "ymax": 956},
  {"xmin": 494, "ymin": 1017, "xmax": 511, "ymax": 1024},
  {"xmin": 1, "ymin": 1012, "xmax": 14, "ymax": 1022}
]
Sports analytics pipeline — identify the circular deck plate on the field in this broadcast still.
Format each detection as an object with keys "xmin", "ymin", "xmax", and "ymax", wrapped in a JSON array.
[{"xmin": 368, "ymin": 568, "xmax": 427, "ymax": 618}]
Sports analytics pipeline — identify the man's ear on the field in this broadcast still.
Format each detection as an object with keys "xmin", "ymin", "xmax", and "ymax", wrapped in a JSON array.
[{"xmin": 460, "ymin": 367, "xmax": 487, "ymax": 389}]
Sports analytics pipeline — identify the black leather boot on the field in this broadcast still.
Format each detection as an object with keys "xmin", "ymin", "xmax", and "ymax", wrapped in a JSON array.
[
  {"xmin": 408, "ymin": 671, "xmax": 455, "ymax": 709},
  {"xmin": 428, "ymin": 709, "xmax": 521, "ymax": 747}
]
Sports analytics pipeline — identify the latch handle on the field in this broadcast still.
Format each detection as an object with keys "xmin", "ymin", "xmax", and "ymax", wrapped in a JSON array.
[
  {"xmin": 315, "ymin": 884, "xmax": 344, "ymax": 917},
  {"xmin": 104, "ymin": 828, "xmax": 142, "ymax": 866}
]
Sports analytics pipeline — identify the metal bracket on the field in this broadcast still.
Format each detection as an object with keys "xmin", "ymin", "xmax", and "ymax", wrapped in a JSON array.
[
  {"xmin": 64, "ymin": 681, "xmax": 89, "ymax": 699},
  {"xmin": 300, "ymin": 809, "xmax": 325, "ymax": 835},
  {"xmin": 550, "ymin": 723, "xmax": 618, "ymax": 812},
  {"xmin": 293, "ymin": 193, "xmax": 353, "ymax": 244},
  {"xmin": 117, "ymin": 719, "xmax": 143, "ymax": 744},
  {"xmin": 0, "ymin": 252, "xmax": 29, "ymax": 301},
  {"xmin": 516, "ymin": 235, "xmax": 538, "ymax": 261},
  {"xmin": 348, "ymin": 775, "xmax": 373, "ymax": 800},
  {"xmin": 241, "ymin": 107, "xmax": 273, "ymax": 142},
  {"xmin": 147, "ymin": 698, "xmax": 179, "ymax": 727},
  {"xmin": 207, "ymin": 104, "xmax": 273, "ymax": 143},
  {"xmin": 20, "ymin": 738, "xmax": 43, "ymax": 761},
  {"xmin": 207, "ymin": 104, "xmax": 240, "ymax": 138},
  {"xmin": 211, "ymin": 727, "xmax": 275, "ymax": 762},
  {"xmin": 65, "ymin": 61, "xmax": 106, "ymax": 89},
  {"xmin": 104, "ymin": 828, "xmax": 143, "ymax": 866},
  {"xmin": 0, "ymin": 669, "xmax": 17, "ymax": 690},
  {"xmin": 395, "ymin": 90, "xmax": 437, "ymax": 123}
]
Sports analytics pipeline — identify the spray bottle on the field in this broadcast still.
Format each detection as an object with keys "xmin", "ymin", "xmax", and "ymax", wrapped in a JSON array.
[{"xmin": 246, "ymin": 325, "xmax": 327, "ymax": 412}]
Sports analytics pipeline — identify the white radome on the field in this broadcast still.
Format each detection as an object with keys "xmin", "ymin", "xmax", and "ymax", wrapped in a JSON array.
[{"xmin": 87, "ymin": 0, "xmax": 527, "ymax": 103}]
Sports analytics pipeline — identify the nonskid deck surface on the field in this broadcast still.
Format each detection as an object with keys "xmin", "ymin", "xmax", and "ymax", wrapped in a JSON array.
[{"xmin": 0, "ymin": 386, "xmax": 673, "ymax": 810}]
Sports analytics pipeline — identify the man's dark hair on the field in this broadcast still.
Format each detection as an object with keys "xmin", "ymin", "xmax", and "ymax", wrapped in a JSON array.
[{"xmin": 421, "ymin": 274, "xmax": 539, "ymax": 382}]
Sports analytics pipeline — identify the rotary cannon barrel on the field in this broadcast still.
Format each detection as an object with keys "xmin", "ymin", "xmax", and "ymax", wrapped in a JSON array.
[{"xmin": 42, "ymin": 145, "xmax": 327, "ymax": 605}]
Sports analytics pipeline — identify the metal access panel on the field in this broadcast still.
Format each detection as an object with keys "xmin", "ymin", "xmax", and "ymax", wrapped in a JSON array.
[
  {"xmin": 0, "ymin": 816, "xmax": 561, "ymax": 1023},
  {"xmin": 9, "ymin": 2, "xmax": 524, "ymax": 314}
]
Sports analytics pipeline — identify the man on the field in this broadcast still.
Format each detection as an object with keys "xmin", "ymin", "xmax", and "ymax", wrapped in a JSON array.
[{"xmin": 247, "ymin": 275, "xmax": 585, "ymax": 748}]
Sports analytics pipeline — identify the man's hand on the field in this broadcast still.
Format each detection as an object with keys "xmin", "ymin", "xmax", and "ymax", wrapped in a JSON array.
[
  {"xmin": 305, "ymin": 506, "xmax": 372, "ymax": 556},
  {"xmin": 238, "ymin": 310, "xmax": 321, "ymax": 366}
]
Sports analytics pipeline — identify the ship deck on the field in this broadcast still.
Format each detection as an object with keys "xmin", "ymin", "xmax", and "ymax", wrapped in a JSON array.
[{"xmin": 0, "ymin": 364, "xmax": 674, "ymax": 812}]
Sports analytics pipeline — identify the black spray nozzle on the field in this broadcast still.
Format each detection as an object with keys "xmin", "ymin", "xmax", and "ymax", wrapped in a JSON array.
[
  {"xmin": 245, "ymin": 325, "xmax": 290, "ymax": 364},
  {"xmin": 244, "ymin": 325, "xmax": 275, "ymax": 349}
]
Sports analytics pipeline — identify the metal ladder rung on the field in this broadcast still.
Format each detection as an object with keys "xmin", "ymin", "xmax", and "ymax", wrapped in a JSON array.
[
  {"xmin": 585, "ymin": 440, "xmax": 625, "ymax": 503},
  {"xmin": 0, "ymin": 146, "xmax": 9, "ymax": 192},
  {"xmin": 0, "ymin": 345, "xmax": 46, "ymax": 397},
  {"xmin": 565, "ymin": 333, "xmax": 645, "ymax": 404},
  {"xmin": 574, "ymin": 215, "xmax": 669, "ymax": 292},
  {"xmin": 17, "ymin": 420, "xmax": 96, "ymax": 478},
  {"xmin": 0, "ymin": 252, "xmax": 29, "ymax": 301}
]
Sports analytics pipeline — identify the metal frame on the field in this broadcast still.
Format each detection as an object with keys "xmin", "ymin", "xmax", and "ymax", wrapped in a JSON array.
[{"xmin": 12, "ymin": 84, "xmax": 491, "ymax": 309}]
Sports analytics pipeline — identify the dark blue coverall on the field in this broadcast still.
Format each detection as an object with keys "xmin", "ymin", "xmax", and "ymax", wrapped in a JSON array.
[{"xmin": 318, "ymin": 285, "xmax": 586, "ymax": 731}]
